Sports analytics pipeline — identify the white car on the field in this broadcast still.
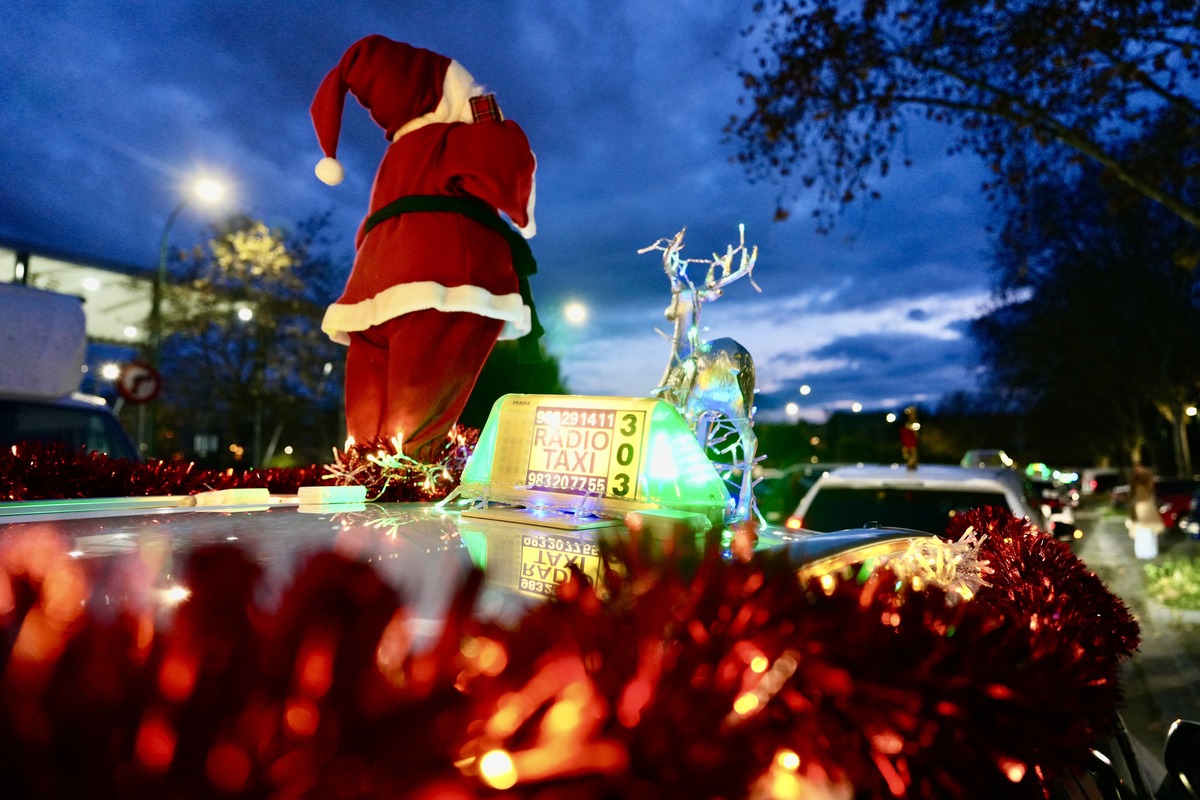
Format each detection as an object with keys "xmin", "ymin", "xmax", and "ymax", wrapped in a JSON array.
[
  {"xmin": 0, "ymin": 392, "xmax": 140, "ymax": 461},
  {"xmin": 785, "ymin": 463, "xmax": 1078, "ymax": 541}
]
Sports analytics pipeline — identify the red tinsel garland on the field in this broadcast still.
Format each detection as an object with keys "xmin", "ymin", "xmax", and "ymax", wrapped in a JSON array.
[
  {"xmin": 0, "ymin": 432, "xmax": 479, "ymax": 503},
  {"xmin": 0, "ymin": 506, "xmax": 1139, "ymax": 799}
]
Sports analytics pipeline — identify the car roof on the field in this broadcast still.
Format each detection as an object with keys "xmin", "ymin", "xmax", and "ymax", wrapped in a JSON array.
[
  {"xmin": 0, "ymin": 497, "xmax": 932, "ymax": 647},
  {"xmin": 0, "ymin": 392, "xmax": 110, "ymax": 410},
  {"xmin": 819, "ymin": 463, "xmax": 1023, "ymax": 489}
]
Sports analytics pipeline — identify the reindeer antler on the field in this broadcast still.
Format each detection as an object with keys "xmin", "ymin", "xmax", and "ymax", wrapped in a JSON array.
[
  {"xmin": 699, "ymin": 224, "xmax": 761, "ymax": 302},
  {"xmin": 639, "ymin": 228, "xmax": 695, "ymax": 294}
]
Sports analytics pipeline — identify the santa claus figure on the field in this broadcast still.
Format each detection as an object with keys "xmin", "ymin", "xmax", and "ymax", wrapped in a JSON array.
[{"xmin": 311, "ymin": 35, "xmax": 539, "ymax": 461}]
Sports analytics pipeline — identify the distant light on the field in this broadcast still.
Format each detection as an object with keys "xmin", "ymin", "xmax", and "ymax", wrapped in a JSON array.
[
  {"xmin": 123, "ymin": 326, "xmax": 138, "ymax": 339},
  {"xmin": 809, "ymin": 436, "xmax": 820, "ymax": 446},
  {"xmin": 799, "ymin": 385, "xmax": 811, "ymax": 396},
  {"xmin": 479, "ymin": 749, "xmax": 517, "ymax": 790},
  {"xmin": 785, "ymin": 402, "xmax": 799, "ymax": 416},
  {"xmin": 886, "ymin": 412, "xmax": 897, "ymax": 423},
  {"xmin": 323, "ymin": 361, "xmax": 334, "ymax": 376},
  {"xmin": 68, "ymin": 549, "xmax": 84, "ymax": 558},
  {"xmin": 237, "ymin": 307, "xmax": 253, "ymax": 322},
  {"xmin": 100, "ymin": 363, "xmax": 121, "ymax": 380},
  {"xmin": 192, "ymin": 177, "xmax": 226, "ymax": 205},
  {"xmin": 564, "ymin": 301, "xmax": 588, "ymax": 325},
  {"xmin": 162, "ymin": 585, "xmax": 191, "ymax": 605},
  {"xmin": 284, "ymin": 445, "xmax": 294, "ymax": 455},
  {"xmin": 1188, "ymin": 406, "xmax": 1198, "ymax": 417},
  {"xmin": 82, "ymin": 277, "xmax": 101, "ymax": 291},
  {"xmin": 851, "ymin": 402, "xmax": 862, "ymax": 413}
]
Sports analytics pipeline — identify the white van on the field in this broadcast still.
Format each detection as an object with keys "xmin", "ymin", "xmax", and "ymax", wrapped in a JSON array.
[{"xmin": 0, "ymin": 282, "xmax": 139, "ymax": 460}]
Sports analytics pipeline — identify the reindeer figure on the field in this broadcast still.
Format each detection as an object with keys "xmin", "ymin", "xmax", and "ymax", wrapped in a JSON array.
[{"xmin": 639, "ymin": 225, "xmax": 762, "ymax": 521}]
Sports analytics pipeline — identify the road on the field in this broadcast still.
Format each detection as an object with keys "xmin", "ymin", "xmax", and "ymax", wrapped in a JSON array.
[{"xmin": 1071, "ymin": 504, "xmax": 1200, "ymax": 763}]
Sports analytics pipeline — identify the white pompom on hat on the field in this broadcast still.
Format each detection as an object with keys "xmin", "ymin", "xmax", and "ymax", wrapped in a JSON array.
[
  {"xmin": 314, "ymin": 156, "xmax": 344, "ymax": 186},
  {"xmin": 310, "ymin": 35, "xmax": 484, "ymax": 186}
]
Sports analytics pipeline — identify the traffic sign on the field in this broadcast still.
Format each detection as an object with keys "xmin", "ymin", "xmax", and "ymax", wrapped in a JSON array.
[{"xmin": 116, "ymin": 361, "xmax": 162, "ymax": 404}]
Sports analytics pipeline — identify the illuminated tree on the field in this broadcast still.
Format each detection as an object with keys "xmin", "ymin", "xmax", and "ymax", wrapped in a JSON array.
[
  {"xmin": 157, "ymin": 214, "xmax": 346, "ymax": 467},
  {"xmin": 730, "ymin": 0, "xmax": 1200, "ymax": 233}
]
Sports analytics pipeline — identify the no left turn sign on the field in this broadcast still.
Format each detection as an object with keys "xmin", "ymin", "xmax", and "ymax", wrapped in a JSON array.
[{"xmin": 116, "ymin": 361, "xmax": 162, "ymax": 404}]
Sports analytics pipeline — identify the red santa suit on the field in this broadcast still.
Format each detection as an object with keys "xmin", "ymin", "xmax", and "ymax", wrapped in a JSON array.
[{"xmin": 311, "ymin": 35, "xmax": 539, "ymax": 460}]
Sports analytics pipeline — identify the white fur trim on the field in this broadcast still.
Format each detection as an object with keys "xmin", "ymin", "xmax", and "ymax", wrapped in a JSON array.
[
  {"xmin": 322, "ymin": 281, "xmax": 531, "ymax": 345},
  {"xmin": 315, "ymin": 157, "xmax": 344, "ymax": 186},
  {"xmin": 392, "ymin": 60, "xmax": 483, "ymax": 141}
]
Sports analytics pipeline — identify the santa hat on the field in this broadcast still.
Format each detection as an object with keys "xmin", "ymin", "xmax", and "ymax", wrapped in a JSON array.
[{"xmin": 310, "ymin": 35, "xmax": 484, "ymax": 186}]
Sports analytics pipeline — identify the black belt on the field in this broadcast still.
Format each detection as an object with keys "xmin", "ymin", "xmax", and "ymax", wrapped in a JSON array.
[{"xmin": 363, "ymin": 194, "xmax": 543, "ymax": 358}]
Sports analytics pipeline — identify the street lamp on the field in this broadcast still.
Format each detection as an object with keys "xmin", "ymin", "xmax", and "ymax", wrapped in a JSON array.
[
  {"xmin": 563, "ymin": 301, "xmax": 588, "ymax": 325},
  {"xmin": 144, "ymin": 175, "xmax": 227, "ymax": 454},
  {"xmin": 148, "ymin": 176, "xmax": 227, "ymax": 365}
]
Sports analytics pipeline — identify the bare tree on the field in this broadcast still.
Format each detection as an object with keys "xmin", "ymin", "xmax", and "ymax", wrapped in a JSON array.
[{"xmin": 729, "ymin": 0, "xmax": 1200, "ymax": 232}]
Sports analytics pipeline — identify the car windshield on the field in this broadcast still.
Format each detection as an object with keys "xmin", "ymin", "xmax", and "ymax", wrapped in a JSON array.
[
  {"xmin": 0, "ymin": 399, "xmax": 140, "ymax": 461},
  {"xmin": 802, "ymin": 486, "xmax": 1011, "ymax": 534}
]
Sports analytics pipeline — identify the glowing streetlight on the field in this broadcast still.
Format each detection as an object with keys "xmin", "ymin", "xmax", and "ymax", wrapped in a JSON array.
[
  {"xmin": 100, "ymin": 363, "xmax": 121, "ymax": 380},
  {"xmin": 851, "ymin": 402, "xmax": 862, "ymax": 413},
  {"xmin": 237, "ymin": 307, "xmax": 254, "ymax": 322},
  {"xmin": 564, "ymin": 301, "xmax": 588, "ymax": 325},
  {"xmin": 886, "ymin": 412, "xmax": 897, "ymax": 423},
  {"xmin": 149, "ymin": 175, "xmax": 229, "ymax": 364},
  {"xmin": 785, "ymin": 402, "xmax": 800, "ymax": 416},
  {"xmin": 145, "ymin": 174, "xmax": 229, "ymax": 454},
  {"xmin": 799, "ymin": 385, "xmax": 811, "ymax": 396},
  {"xmin": 1188, "ymin": 406, "xmax": 1198, "ymax": 417}
]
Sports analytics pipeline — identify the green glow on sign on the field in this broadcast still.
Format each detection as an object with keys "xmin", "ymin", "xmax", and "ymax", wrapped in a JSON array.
[
  {"xmin": 459, "ymin": 529, "xmax": 488, "ymax": 570},
  {"xmin": 458, "ymin": 394, "xmax": 731, "ymax": 525}
]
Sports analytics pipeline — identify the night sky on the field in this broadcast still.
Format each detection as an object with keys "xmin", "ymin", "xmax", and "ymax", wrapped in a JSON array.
[{"xmin": 1, "ymin": 1, "xmax": 997, "ymax": 421}]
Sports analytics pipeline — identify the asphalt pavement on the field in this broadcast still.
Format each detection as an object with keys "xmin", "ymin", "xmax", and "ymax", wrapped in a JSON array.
[{"xmin": 1072, "ymin": 505, "xmax": 1200, "ymax": 767}]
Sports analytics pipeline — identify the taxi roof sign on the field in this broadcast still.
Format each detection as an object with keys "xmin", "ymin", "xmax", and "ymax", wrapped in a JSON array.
[{"xmin": 456, "ymin": 394, "xmax": 731, "ymax": 527}]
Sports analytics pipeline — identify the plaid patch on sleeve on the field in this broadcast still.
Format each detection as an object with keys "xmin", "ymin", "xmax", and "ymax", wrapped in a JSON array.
[{"xmin": 469, "ymin": 94, "xmax": 504, "ymax": 123}]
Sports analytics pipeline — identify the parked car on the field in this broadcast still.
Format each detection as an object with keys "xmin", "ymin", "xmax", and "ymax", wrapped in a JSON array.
[
  {"xmin": 1153, "ymin": 477, "xmax": 1200, "ymax": 530},
  {"xmin": 786, "ymin": 463, "xmax": 1082, "ymax": 542},
  {"xmin": 1082, "ymin": 467, "xmax": 1123, "ymax": 497},
  {"xmin": 1178, "ymin": 488, "xmax": 1200, "ymax": 540},
  {"xmin": 753, "ymin": 462, "xmax": 840, "ymax": 524},
  {"xmin": 960, "ymin": 448, "xmax": 1017, "ymax": 469},
  {"xmin": 0, "ymin": 282, "xmax": 140, "ymax": 461},
  {"xmin": 0, "ymin": 392, "xmax": 140, "ymax": 461},
  {"xmin": 1111, "ymin": 476, "xmax": 1200, "ymax": 531},
  {"xmin": 1029, "ymin": 477, "xmax": 1079, "ymax": 527}
]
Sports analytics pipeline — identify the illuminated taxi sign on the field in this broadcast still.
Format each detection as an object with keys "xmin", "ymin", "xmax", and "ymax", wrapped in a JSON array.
[
  {"xmin": 526, "ymin": 405, "xmax": 647, "ymax": 500},
  {"xmin": 458, "ymin": 394, "xmax": 731, "ymax": 526},
  {"xmin": 457, "ymin": 522, "xmax": 604, "ymax": 600},
  {"xmin": 518, "ymin": 532, "xmax": 601, "ymax": 598}
]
